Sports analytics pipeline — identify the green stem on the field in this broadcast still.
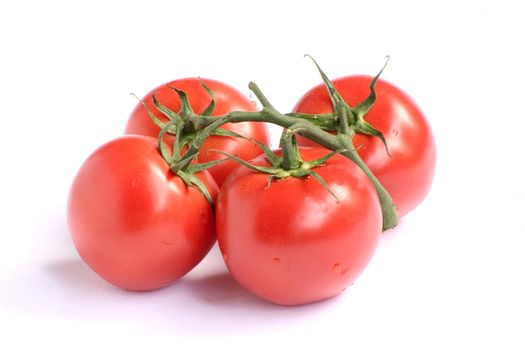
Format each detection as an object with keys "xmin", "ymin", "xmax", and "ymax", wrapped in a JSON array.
[
  {"xmin": 336, "ymin": 104, "xmax": 351, "ymax": 135},
  {"xmin": 285, "ymin": 112, "xmax": 338, "ymax": 130},
  {"xmin": 297, "ymin": 128, "xmax": 398, "ymax": 231},
  {"xmin": 199, "ymin": 112, "xmax": 339, "ymax": 131},
  {"xmin": 280, "ymin": 129, "xmax": 301, "ymax": 170},
  {"xmin": 336, "ymin": 135, "xmax": 397, "ymax": 230}
]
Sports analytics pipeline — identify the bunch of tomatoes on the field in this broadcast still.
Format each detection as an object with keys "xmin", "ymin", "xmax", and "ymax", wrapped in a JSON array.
[{"xmin": 67, "ymin": 59, "xmax": 436, "ymax": 305}]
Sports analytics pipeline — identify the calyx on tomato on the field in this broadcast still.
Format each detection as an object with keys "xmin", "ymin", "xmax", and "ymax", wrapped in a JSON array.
[
  {"xmin": 133, "ymin": 82, "xmax": 246, "ymax": 205},
  {"xmin": 213, "ymin": 127, "xmax": 346, "ymax": 203},
  {"xmin": 293, "ymin": 55, "xmax": 391, "ymax": 154}
]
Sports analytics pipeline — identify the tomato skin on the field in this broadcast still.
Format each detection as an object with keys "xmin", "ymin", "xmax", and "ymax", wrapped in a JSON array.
[
  {"xmin": 67, "ymin": 135, "xmax": 218, "ymax": 291},
  {"xmin": 216, "ymin": 148, "xmax": 382, "ymax": 305},
  {"xmin": 294, "ymin": 76, "xmax": 436, "ymax": 217},
  {"xmin": 125, "ymin": 77, "xmax": 270, "ymax": 186}
]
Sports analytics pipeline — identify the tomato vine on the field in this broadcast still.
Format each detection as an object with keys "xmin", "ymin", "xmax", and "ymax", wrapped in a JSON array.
[{"xmin": 145, "ymin": 58, "xmax": 399, "ymax": 231}]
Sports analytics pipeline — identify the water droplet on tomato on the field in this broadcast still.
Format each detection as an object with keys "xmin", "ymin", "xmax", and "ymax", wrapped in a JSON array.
[
  {"xmin": 333, "ymin": 263, "xmax": 341, "ymax": 272},
  {"xmin": 272, "ymin": 257, "xmax": 281, "ymax": 265}
]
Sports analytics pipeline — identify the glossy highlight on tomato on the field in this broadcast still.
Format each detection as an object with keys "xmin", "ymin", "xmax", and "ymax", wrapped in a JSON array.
[
  {"xmin": 216, "ymin": 147, "xmax": 382, "ymax": 305},
  {"xmin": 293, "ymin": 76, "xmax": 436, "ymax": 217},
  {"xmin": 67, "ymin": 135, "xmax": 218, "ymax": 291},
  {"xmin": 125, "ymin": 77, "xmax": 270, "ymax": 186}
]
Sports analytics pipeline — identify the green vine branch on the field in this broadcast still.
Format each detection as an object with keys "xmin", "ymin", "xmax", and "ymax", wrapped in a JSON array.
[
  {"xmin": 173, "ymin": 82, "xmax": 398, "ymax": 230},
  {"xmin": 139, "ymin": 57, "xmax": 398, "ymax": 230}
]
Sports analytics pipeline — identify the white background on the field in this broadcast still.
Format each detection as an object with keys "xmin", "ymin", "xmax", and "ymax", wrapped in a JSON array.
[{"xmin": 1, "ymin": 0, "xmax": 524, "ymax": 348}]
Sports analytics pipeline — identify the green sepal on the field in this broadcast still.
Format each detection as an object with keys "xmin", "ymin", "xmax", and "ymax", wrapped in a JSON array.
[
  {"xmin": 309, "ymin": 171, "xmax": 340, "ymax": 203},
  {"xmin": 354, "ymin": 121, "xmax": 391, "ymax": 156},
  {"xmin": 199, "ymin": 80, "xmax": 216, "ymax": 116},
  {"xmin": 352, "ymin": 56, "xmax": 391, "ymax": 156},
  {"xmin": 167, "ymin": 86, "xmax": 194, "ymax": 119},
  {"xmin": 175, "ymin": 137, "xmax": 190, "ymax": 159},
  {"xmin": 176, "ymin": 170, "xmax": 214, "ymax": 209},
  {"xmin": 210, "ymin": 128, "xmax": 249, "ymax": 140},
  {"xmin": 208, "ymin": 149, "xmax": 280, "ymax": 175},
  {"xmin": 157, "ymin": 119, "xmax": 180, "ymax": 164},
  {"xmin": 266, "ymin": 175, "xmax": 275, "ymax": 189},
  {"xmin": 130, "ymin": 93, "xmax": 170, "ymax": 130},
  {"xmin": 354, "ymin": 56, "xmax": 389, "ymax": 114},
  {"xmin": 306, "ymin": 148, "xmax": 348, "ymax": 168},
  {"xmin": 170, "ymin": 156, "xmax": 194, "ymax": 174},
  {"xmin": 171, "ymin": 154, "xmax": 230, "ymax": 210},
  {"xmin": 186, "ymin": 158, "xmax": 229, "ymax": 173},
  {"xmin": 248, "ymin": 137, "xmax": 281, "ymax": 167},
  {"xmin": 209, "ymin": 129, "xmax": 280, "ymax": 167},
  {"xmin": 152, "ymin": 94, "xmax": 183, "ymax": 129},
  {"xmin": 171, "ymin": 121, "xmax": 185, "ymax": 162},
  {"xmin": 304, "ymin": 54, "xmax": 346, "ymax": 110}
]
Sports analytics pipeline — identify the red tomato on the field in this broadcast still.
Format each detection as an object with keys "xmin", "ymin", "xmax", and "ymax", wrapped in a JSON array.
[
  {"xmin": 216, "ymin": 147, "xmax": 382, "ymax": 305},
  {"xmin": 67, "ymin": 135, "xmax": 218, "ymax": 291},
  {"xmin": 125, "ymin": 77, "xmax": 270, "ymax": 186},
  {"xmin": 293, "ymin": 76, "xmax": 436, "ymax": 217}
]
